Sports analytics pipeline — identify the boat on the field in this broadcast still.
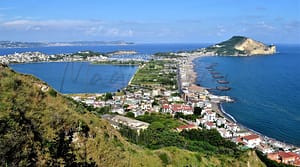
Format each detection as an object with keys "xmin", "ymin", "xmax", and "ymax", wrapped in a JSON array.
[
  {"xmin": 213, "ymin": 74, "xmax": 224, "ymax": 78},
  {"xmin": 206, "ymin": 65, "xmax": 214, "ymax": 69},
  {"xmin": 217, "ymin": 80, "xmax": 229, "ymax": 84},
  {"xmin": 216, "ymin": 86, "xmax": 231, "ymax": 91},
  {"xmin": 210, "ymin": 71, "xmax": 220, "ymax": 75}
]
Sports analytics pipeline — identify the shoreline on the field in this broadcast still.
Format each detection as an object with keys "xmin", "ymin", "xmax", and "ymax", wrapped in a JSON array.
[{"xmin": 187, "ymin": 55, "xmax": 300, "ymax": 149}]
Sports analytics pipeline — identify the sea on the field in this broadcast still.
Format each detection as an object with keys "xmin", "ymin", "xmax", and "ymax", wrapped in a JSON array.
[
  {"xmin": 193, "ymin": 44, "xmax": 300, "ymax": 146},
  {"xmin": 1, "ymin": 43, "xmax": 299, "ymax": 146}
]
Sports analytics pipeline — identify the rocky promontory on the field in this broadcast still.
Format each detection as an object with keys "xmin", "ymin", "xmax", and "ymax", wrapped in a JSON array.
[{"xmin": 203, "ymin": 36, "xmax": 276, "ymax": 56}]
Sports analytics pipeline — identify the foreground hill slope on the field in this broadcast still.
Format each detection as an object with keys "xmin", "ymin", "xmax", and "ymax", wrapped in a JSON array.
[
  {"xmin": 0, "ymin": 64, "xmax": 265, "ymax": 166},
  {"xmin": 205, "ymin": 36, "xmax": 276, "ymax": 56}
]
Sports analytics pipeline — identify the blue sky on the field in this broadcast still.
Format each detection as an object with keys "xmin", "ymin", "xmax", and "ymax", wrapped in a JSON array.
[{"xmin": 0, "ymin": 0, "xmax": 299, "ymax": 43}]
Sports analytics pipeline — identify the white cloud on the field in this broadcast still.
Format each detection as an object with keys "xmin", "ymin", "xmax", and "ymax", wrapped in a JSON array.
[
  {"xmin": 255, "ymin": 21, "xmax": 275, "ymax": 30},
  {"xmin": 0, "ymin": 7, "xmax": 14, "ymax": 11},
  {"xmin": 0, "ymin": 19, "xmax": 135, "ymax": 40}
]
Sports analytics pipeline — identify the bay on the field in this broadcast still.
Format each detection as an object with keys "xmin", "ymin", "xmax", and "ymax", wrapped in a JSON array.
[{"xmin": 10, "ymin": 62, "xmax": 138, "ymax": 94}]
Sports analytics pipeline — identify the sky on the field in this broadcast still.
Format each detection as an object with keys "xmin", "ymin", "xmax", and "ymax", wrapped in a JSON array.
[{"xmin": 0, "ymin": 0, "xmax": 299, "ymax": 44}]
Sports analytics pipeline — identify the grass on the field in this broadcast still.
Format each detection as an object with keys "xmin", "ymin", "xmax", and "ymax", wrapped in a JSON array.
[{"xmin": 130, "ymin": 60, "xmax": 178, "ymax": 90}]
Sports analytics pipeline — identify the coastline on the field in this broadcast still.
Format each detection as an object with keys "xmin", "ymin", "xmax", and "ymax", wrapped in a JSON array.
[{"xmin": 187, "ymin": 55, "xmax": 300, "ymax": 149}]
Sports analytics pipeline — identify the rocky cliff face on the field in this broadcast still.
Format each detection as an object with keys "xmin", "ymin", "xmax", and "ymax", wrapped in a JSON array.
[
  {"xmin": 204, "ymin": 36, "xmax": 276, "ymax": 56},
  {"xmin": 234, "ymin": 38, "xmax": 276, "ymax": 55}
]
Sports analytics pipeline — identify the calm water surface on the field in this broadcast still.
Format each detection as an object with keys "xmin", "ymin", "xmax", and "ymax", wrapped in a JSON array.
[{"xmin": 194, "ymin": 44, "xmax": 300, "ymax": 146}]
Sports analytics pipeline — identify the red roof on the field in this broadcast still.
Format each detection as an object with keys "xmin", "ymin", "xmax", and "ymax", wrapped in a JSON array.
[
  {"xmin": 205, "ymin": 122, "xmax": 215, "ymax": 127},
  {"xmin": 177, "ymin": 124, "xmax": 196, "ymax": 130},
  {"xmin": 294, "ymin": 159, "xmax": 300, "ymax": 166},
  {"xmin": 278, "ymin": 151, "xmax": 299, "ymax": 159},
  {"xmin": 162, "ymin": 104, "xmax": 170, "ymax": 109},
  {"xmin": 171, "ymin": 104, "xmax": 192, "ymax": 112},
  {"xmin": 206, "ymin": 110, "xmax": 214, "ymax": 115},
  {"xmin": 243, "ymin": 134, "xmax": 260, "ymax": 141}
]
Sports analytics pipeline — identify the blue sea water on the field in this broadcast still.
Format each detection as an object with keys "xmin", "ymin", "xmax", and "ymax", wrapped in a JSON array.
[
  {"xmin": 10, "ymin": 62, "xmax": 137, "ymax": 94},
  {"xmin": 193, "ymin": 44, "xmax": 300, "ymax": 146}
]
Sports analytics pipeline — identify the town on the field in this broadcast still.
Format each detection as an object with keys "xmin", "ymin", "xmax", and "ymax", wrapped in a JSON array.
[
  {"xmin": 70, "ymin": 53, "xmax": 300, "ymax": 166},
  {"xmin": 0, "ymin": 50, "xmax": 143, "ymax": 65}
]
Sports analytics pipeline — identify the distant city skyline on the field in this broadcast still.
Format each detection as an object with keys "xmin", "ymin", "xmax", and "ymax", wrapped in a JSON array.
[{"xmin": 0, "ymin": 0, "xmax": 299, "ymax": 44}]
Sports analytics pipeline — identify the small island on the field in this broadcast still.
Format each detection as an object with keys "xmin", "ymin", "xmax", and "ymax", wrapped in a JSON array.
[{"xmin": 154, "ymin": 36, "xmax": 276, "ymax": 57}]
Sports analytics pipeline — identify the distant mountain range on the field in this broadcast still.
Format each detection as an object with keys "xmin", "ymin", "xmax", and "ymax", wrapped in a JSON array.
[
  {"xmin": 0, "ymin": 40, "xmax": 134, "ymax": 48},
  {"xmin": 204, "ymin": 36, "xmax": 276, "ymax": 56}
]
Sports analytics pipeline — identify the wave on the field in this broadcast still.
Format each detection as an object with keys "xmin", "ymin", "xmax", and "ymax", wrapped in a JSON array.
[{"xmin": 219, "ymin": 104, "xmax": 237, "ymax": 123}]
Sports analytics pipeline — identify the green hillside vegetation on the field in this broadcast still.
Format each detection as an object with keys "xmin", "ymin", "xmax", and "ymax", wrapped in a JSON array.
[
  {"xmin": 205, "ymin": 36, "xmax": 247, "ymax": 55},
  {"xmin": 0, "ymin": 64, "xmax": 265, "ymax": 166},
  {"xmin": 130, "ymin": 60, "xmax": 178, "ymax": 90}
]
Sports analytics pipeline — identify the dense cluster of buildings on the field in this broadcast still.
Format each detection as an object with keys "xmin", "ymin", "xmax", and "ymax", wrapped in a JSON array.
[
  {"xmin": 0, "ymin": 52, "xmax": 50, "ymax": 64},
  {"xmin": 0, "ymin": 51, "xmax": 108, "ymax": 64}
]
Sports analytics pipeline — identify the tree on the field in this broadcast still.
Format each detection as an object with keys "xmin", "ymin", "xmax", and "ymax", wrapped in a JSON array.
[
  {"xmin": 104, "ymin": 92, "xmax": 113, "ymax": 101},
  {"xmin": 194, "ymin": 107, "xmax": 202, "ymax": 115},
  {"xmin": 125, "ymin": 112, "xmax": 135, "ymax": 118},
  {"xmin": 174, "ymin": 112, "xmax": 184, "ymax": 119}
]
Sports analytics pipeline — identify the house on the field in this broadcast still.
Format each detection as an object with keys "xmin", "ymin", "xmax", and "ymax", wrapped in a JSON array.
[
  {"xmin": 201, "ymin": 108, "xmax": 212, "ymax": 116},
  {"xmin": 172, "ymin": 104, "xmax": 193, "ymax": 115},
  {"xmin": 152, "ymin": 89, "xmax": 161, "ymax": 96},
  {"xmin": 196, "ymin": 118, "xmax": 207, "ymax": 126},
  {"xmin": 256, "ymin": 143, "xmax": 274, "ymax": 154},
  {"xmin": 216, "ymin": 118, "xmax": 226, "ymax": 127},
  {"xmin": 204, "ymin": 122, "xmax": 216, "ymax": 130},
  {"xmin": 242, "ymin": 134, "xmax": 261, "ymax": 148},
  {"xmin": 176, "ymin": 124, "xmax": 198, "ymax": 132},
  {"xmin": 217, "ymin": 128, "xmax": 232, "ymax": 138},
  {"xmin": 111, "ymin": 108, "xmax": 125, "ymax": 115},
  {"xmin": 268, "ymin": 151, "xmax": 300, "ymax": 165},
  {"xmin": 225, "ymin": 123, "xmax": 240, "ymax": 132},
  {"xmin": 206, "ymin": 111, "xmax": 216, "ymax": 122},
  {"xmin": 161, "ymin": 104, "xmax": 193, "ymax": 115},
  {"xmin": 102, "ymin": 114, "xmax": 149, "ymax": 134},
  {"xmin": 162, "ymin": 104, "xmax": 172, "ymax": 113}
]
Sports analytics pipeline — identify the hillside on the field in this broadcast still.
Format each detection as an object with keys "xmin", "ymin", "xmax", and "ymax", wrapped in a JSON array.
[
  {"xmin": 204, "ymin": 36, "xmax": 276, "ymax": 56},
  {"xmin": 0, "ymin": 64, "xmax": 265, "ymax": 166}
]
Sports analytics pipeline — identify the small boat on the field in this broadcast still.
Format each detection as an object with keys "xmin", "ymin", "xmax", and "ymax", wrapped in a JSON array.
[
  {"xmin": 217, "ymin": 80, "xmax": 229, "ymax": 84},
  {"xmin": 206, "ymin": 66, "xmax": 213, "ymax": 69},
  {"xmin": 216, "ymin": 86, "xmax": 231, "ymax": 91},
  {"xmin": 213, "ymin": 74, "xmax": 224, "ymax": 78},
  {"xmin": 210, "ymin": 71, "xmax": 220, "ymax": 75}
]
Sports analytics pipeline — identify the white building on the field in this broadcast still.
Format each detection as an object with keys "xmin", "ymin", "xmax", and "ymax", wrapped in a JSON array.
[
  {"xmin": 242, "ymin": 134, "xmax": 261, "ymax": 148},
  {"xmin": 217, "ymin": 128, "xmax": 232, "ymax": 138}
]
